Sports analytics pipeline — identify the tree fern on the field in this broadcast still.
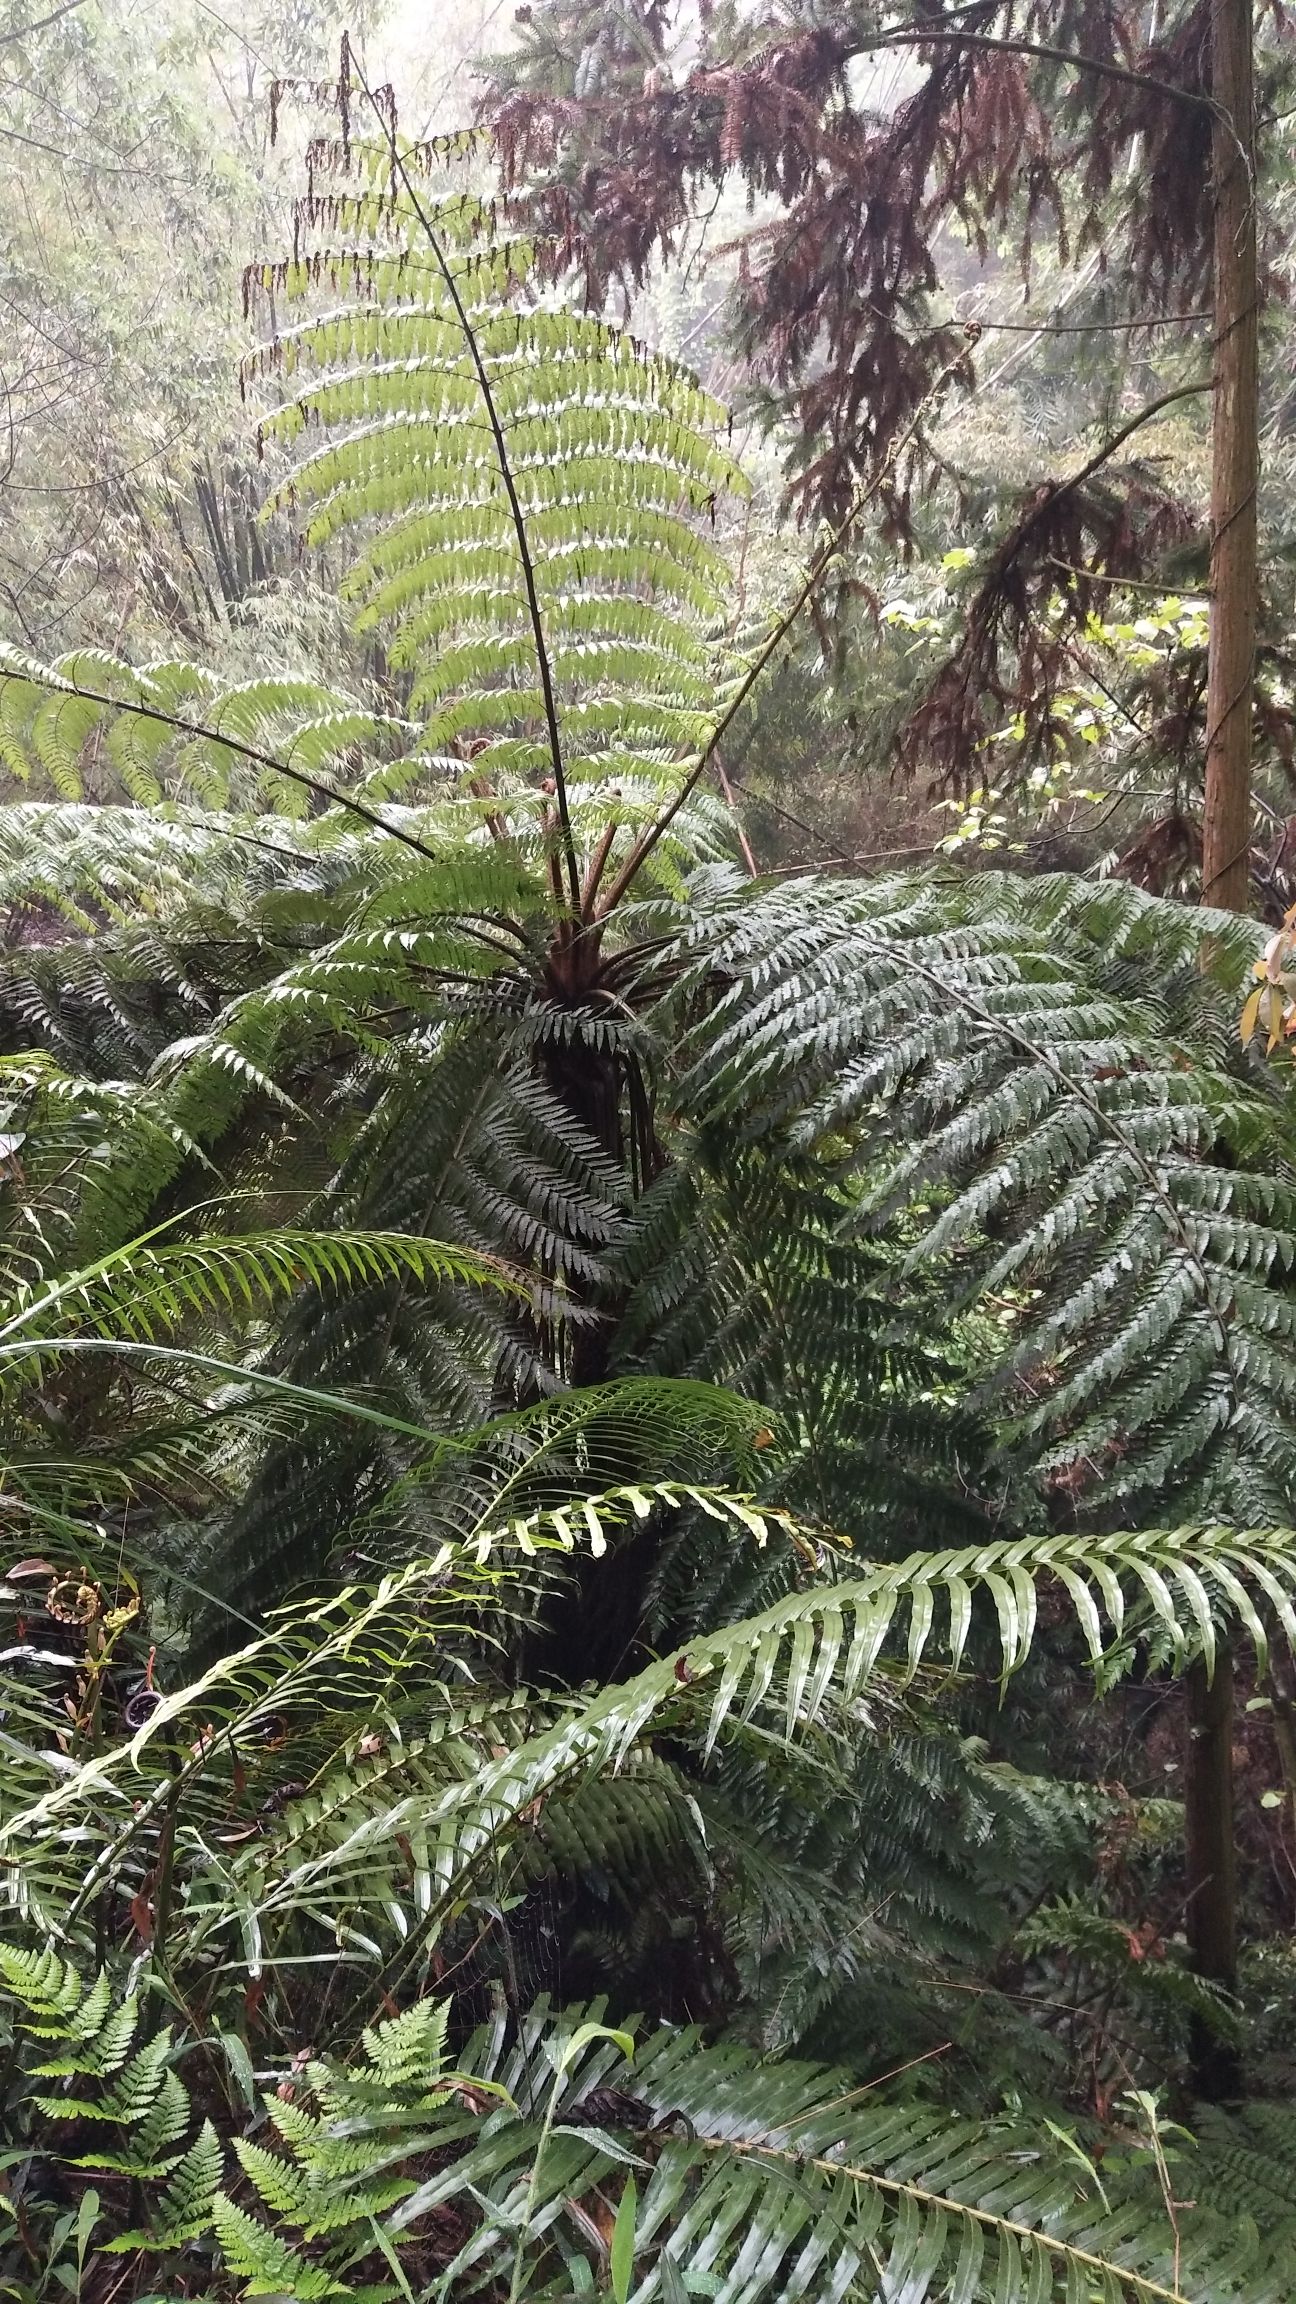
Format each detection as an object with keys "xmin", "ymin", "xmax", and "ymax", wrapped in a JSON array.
[
  {"xmin": 2, "ymin": 84, "xmax": 1288, "ymax": 1565},
  {"xmin": 2, "ymin": 46, "xmax": 1296, "ymax": 2304},
  {"xmin": 0, "ymin": 45, "xmax": 1283, "ymax": 1454}
]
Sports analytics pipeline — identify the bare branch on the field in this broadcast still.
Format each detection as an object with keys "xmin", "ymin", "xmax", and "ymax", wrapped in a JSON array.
[
  {"xmin": 0, "ymin": 1, "xmax": 90, "ymax": 47},
  {"xmin": 874, "ymin": 23, "xmax": 1222, "ymax": 120}
]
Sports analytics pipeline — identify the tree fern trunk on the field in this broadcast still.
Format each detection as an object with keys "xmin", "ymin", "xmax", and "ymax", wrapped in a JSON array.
[
  {"xmin": 540, "ymin": 1025, "xmax": 624, "ymax": 1390},
  {"xmin": 1187, "ymin": 0, "xmax": 1258, "ymax": 2101},
  {"xmin": 532, "ymin": 985, "xmax": 670, "ymax": 1678}
]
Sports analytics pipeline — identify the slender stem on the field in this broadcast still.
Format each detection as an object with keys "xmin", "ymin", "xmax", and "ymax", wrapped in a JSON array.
[
  {"xmin": 579, "ymin": 820, "xmax": 619, "ymax": 919},
  {"xmin": 0, "ymin": 0, "xmax": 90, "ymax": 43},
  {"xmin": 508, "ymin": 2060, "xmax": 567, "ymax": 2304},
  {"xmin": 599, "ymin": 353, "xmax": 971, "ymax": 916},
  {"xmin": 350, "ymin": 58, "xmax": 583, "ymax": 926},
  {"xmin": 974, "ymin": 309, "xmax": 1212, "ymax": 334},
  {"xmin": 1184, "ymin": 1651, "xmax": 1241, "ymax": 2098},
  {"xmin": 1267, "ymin": 1643, "xmax": 1296, "ymax": 1835},
  {"xmin": 1008, "ymin": 381, "xmax": 1214, "ymax": 533},
  {"xmin": 714, "ymin": 751, "xmax": 759, "ymax": 876},
  {"xmin": 147, "ymin": 1753, "xmax": 183, "ymax": 1976},
  {"xmin": 874, "ymin": 23, "xmax": 1223, "ymax": 124}
]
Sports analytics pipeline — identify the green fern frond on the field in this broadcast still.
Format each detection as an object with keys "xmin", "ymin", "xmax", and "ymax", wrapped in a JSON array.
[
  {"xmin": 381, "ymin": 1995, "xmax": 1268, "ymax": 2304},
  {"xmin": 102, "ymin": 2119, "xmax": 223, "ymax": 2252},
  {"xmin": 31, "ymin": 2026, "xmax": 174, "ymax": 2124},
  {"xmin": 70, "ymin": 2067, "xmax": 191, "ymax": 2177},
  {"xmin": 243, "ymin": 124, "xmax": 746, "ymax": 863},
  {"xmin": 28, "ymin": 1982, "xmax": 136, "ymax": 2074},
  {"xmin": 358, "ymin": 1994, "xmax": 450, "ymax": 2089},
  {"xmin": 210, "ymin": 2191, "xmax": 349, "ymax": 2299},
  {"xmin": 9, "ymin": 1510, "xmax": 1292, "ymax": 1994},
  {"xmin": 0, "ymin": 645, "xmax": 416, "ymax": 819},
  {"xmin": 673, "ymin": 868, "xmax": 1291, "ymax": 1519},
  {"xmin": 0, "ymin": 1941, "xmax": 86, "ymax": 2028},
  {"xmin": 0, "ymin": 1223, "xmax": 511, "ymax": 1367}
]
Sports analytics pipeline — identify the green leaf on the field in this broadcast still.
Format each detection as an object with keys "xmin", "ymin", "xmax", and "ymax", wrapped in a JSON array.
[{"xmin": 610, "ymin": 2175, "xmax": 637, "ymax": 2304}]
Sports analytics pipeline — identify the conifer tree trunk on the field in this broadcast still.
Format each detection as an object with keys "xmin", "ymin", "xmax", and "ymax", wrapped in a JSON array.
[
  {"xmin": 1202, "ymin": 0, "xmax": 1259, "ymax": 912},
  {"xmin": 1188, "ymin": 0, "xmax": 1259, "ymax": 2099},
  {"xmin": 1185, "ymin": 1650, "xmax": 1240, "ymax": 2094}
]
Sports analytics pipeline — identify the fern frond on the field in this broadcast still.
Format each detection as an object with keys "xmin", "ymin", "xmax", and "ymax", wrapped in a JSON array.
[
  {"xmin": 8, "ymin": 1511, "xmax": 1292, "ymax": 1990},
  {"xmin": 0, "ymin": 1223, "xmax": 511, "ymax": 1370},
  {"xmin": 388, "ymin": 1995, "xmax": 1274, "ymax": 2304},
  {"xmin": 243, "ymin": 123, "xmax": 746, "ymax": 907},
  {"xmin": 0, "ymin": 1941, "xmax": 86, "ymax": 2028},
  {"xmin": 102, "ymin": 2120, "xmax": 223, "ymax": 2252},
  {"xmin": 672, "ymin": 869, "xmax": 1292, "ymax": 1518},
  {"xmin": 210, "ymin": 2191, "xmax": 349, "ymax": 2299}
]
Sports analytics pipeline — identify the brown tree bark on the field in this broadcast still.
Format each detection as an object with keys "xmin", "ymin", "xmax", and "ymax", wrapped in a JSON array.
[
  {"xmin": 1201, "ymin": 0, "xmax": 1259, "ymax": 910},
  {"xmin": 1186, "ymin": 0, "xmax": 1259, "ymax": 2102},
  {"xmin": 1184, "ymin": 1654, "xmax": 1241, "ymax": 2095}
]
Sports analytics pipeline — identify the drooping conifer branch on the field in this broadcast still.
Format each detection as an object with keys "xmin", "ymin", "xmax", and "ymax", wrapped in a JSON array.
[
  {"xmin": 875, "ymin": 22, "xmax": 1224, "ymax": 123},
  {"xmin": 898, "ymin": 379, "xmax": 1212, "ymax": 790}
]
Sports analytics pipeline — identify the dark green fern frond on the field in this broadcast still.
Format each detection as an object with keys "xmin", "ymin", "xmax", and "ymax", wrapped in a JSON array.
[
  {"xmin": 6, "ymin": 1947, "xmax": 1291, "ymax": 2303},
  {"xmin": 614, "ymin": 1138, "xmax": 993, "ymax": 1560},
  {"xmin": 1189, "ymin": 2101, "xmax": 1296, "ymax": 2269},
  {"xmin": 416, "ymin": 1995, "xmax": 1290, "ymax": 2304},
  {"xmin": 671, "ymin": 868, "xmax": 1293, "ymax": 1521},
  {"xmin": 10, "ymin": 1511, "xmax": 1295, "ymax": 1995}
]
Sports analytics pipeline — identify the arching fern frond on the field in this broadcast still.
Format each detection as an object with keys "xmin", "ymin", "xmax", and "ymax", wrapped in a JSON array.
[
  {"xmin": 434, "ymin": 1998, "xmax": 1289, "ymax": 2304},
  {"xmin": 10, "ymin": 1959, "xmax": 1290, "ymax": 2303},
  {"xmin": 0, "ymin": 645, "xmax": 416, "ymax": 821},
  {"xmin": 669, "ymin": 867, "xmax": 1292, "ymax": 1521},
  {"xmin": 8, "ymin": 1511, "xmax": 1294, "ymax": 1974},
  {"xmin": 0, "ymin": 1223, "xmax": 508, "ymax": 1340}
]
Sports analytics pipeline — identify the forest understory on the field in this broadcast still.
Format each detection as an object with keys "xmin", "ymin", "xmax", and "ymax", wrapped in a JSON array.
[{"xmin": 3, "ymin": 4, "xmax": 1296, "ymax": 2301}]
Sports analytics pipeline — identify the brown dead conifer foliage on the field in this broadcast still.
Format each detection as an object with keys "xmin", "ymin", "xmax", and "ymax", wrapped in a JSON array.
[
  {"xmin": 898, "ymin": 458, "xmax": 1197, "ymax": 788},
  {"xmin": 484, "ymin": 2, "xmax": 1296, "ymax": 817},
  {"xmin": 486, "ymin": 2, "xmax": 1228, "ymax": 526}
]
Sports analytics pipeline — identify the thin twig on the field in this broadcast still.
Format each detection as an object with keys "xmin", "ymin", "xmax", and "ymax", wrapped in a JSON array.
[
  {"xmin": 971, "ymin": 309, "xmax": 1211, "ymax": 334},
  {"xmin": 0, "ymin": 2, "xmax": 91, "ymax": 49},
  {"xmin": 876, "ymin": 23, "xmax": 1221, "ymax": 122},
  {"xmin": 599, "ymin": 352, "xmax": 972, "ymax": 914}
]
